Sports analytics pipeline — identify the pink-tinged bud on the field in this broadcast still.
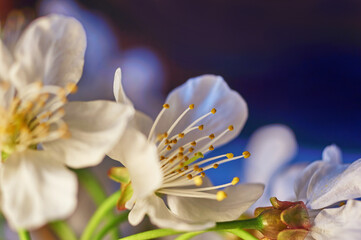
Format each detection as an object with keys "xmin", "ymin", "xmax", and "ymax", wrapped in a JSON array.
[{"xmin": 255, "ymin": 197, "xmax": 310, "ymax": 240}]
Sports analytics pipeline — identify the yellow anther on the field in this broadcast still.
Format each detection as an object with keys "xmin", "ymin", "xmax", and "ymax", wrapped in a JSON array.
[
  {"xmin": 213, "ymin": 164, "xmax": 219, "ymax": 169},
  {"xmin": 172, "ymin": 139, "xmax": 178, "ymax": 144},
  {"xmin": 179, "ymin": 147, "xmax": 184, "ymax": 152},
  {"xmin": 189, "ymin": 104, "xmax": 195, "ymax": 109},
  {"xmin": 231, "ymin": 177, "xmax": 240, "ymax": 185},
  {"xmin": 208, "ymin": 145, "xmax": 214, "ymax": 151},
  {"xmin": 201, "ymin": 172, "xmax": 206, "ymax": 177},
  {"xmin": 191, "ymin": 141, "xmax": 197, "ymax": 146},
  {"xmin": 194, "ymin": 176, "xmax": 203, "ymax": 186},
  {"xmin": 160, "ymin": 156, "xmax": 166, "ymax": 160},
  {"xmin": 166, "ymin": 145, "xmax": 172, "ymax": 151},
  {"xmin": 165, "ymin": 139, "xmax": 170, "ymax": 144},
  {"xmin": 184, "ymin": 156, "xmax": 189, "ymax": 161},
  {"xmin": 178, "ymin": 152, "xmax": 184, "ymax": 157},
  {"xmin": 187, "ymin": 174, "xmax": 193, "ymax": 180},
  {"xmin": 178, "ymin": 133, "xmax": 185, "ymax": 138},
  {"xmin": 216, "ymin": 191, "xmax": 227, "ymax": 201},
  {"xmin": 66, "ymin": 82, "xmax": 78, "ymax": 94},
  {"xmin": 198, "ymin": 168, "xmax": 204, "ymax": 172},
  {"xmin": 339, "ymin": 201, "xmax": 346, "ymax": 207},
  {"xmin": 177, "ymin": 169, "xmax": 182, "ymax": 173},
  {"xmin": 184, "ymin": 165, "xmax": 189, "ymax": 170},
  {"xmin": 243, "ymin": 151, "xmax": 251, "ymax": 158},
  {"xmin": 226, "ymin": 153, "xmax": 234, "ymax": 159},
  {"xmin": 209, "ymin": 134, "xmax": 215, "ymax": 139},
  {"xmin": 193, "ymin": 165, "xmax": 199, "ymax": 171},
  {"xmin": 228, "ymin": 125, "xmax": 234, "ymax": 131},
  {"xmin": 163, "ymin": 104, "xmax": 170, "ymax": 109},
  {"xmin": 211, "ymin": 108, "xmax": 217, "ymax": 114},
  {"xmin": 163, "ymin": 132, "xmax": 168, "ymax": 138},
  {"xmin": 189, "ymin": 147, "xmax": 194, "ymax": 153},
  {"xmin": 198, "ymin": 125, "xmax": 204, "ymax": 130}
]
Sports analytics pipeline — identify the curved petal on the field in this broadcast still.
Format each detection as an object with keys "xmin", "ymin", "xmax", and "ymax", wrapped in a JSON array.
[
  {"xmin": 43, "ymin": 100, "xmax": 133, "ymax": 168},
  {"xmin": 129, "ymin": 194, "xmax": 214, "ymax": 231},
  {"xmin": 244, "ymin": 124, "xmax": 297, "ymax": 184},
  {"xmin": 113, "ymin": 68, "xmax": 133, "ymax": 106},
  {"xmin": 167, "ymin": 183, "xmax": 264, "ymax": 222},
  {"xmin": 132, "ymin": 111, "xmax": 154, "ymax": 137},
  {"xmin": 0, "ymin": 39, "xmax": 13, "ymax": 81},
  {"xmin": 322, "ymin": 144, "xmax": 342, "ymax": 164},
  {"xmin": 311, "ymin": 200, "xmax": 361, "ymax": 240},
  {"xmin": 295, "ymin": 159, "xmax": 361, "ymax": 209},
  {"xmin": 155, "ymin": 75, "xmax": 247, "ymax": 152},
  {"xmin": 10, "ymin": 14, "xmax": 86, "ymax": 88},
  {"xmin": 0, "ymin": 150, "xmax": 77, "ymax": 229},
  {"xmin": 108, "ymin": 128, "xmax": 162, "ymax": 199}
]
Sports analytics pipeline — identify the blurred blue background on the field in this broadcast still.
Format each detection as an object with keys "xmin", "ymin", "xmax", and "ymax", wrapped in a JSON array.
[{"xmin": 2, "ymin": 0, "xmax": 361, "ymax": 182}]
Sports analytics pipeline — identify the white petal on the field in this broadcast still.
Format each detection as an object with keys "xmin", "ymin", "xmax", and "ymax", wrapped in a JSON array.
[
  {"xmin": 167, "ymin": 183, "xmax": 264, "ymax": 222},
  {"xmin": 132, "ymin": 110, "xmax": 154, "ymax": 136},
  {"xmin": 295, "ymin": 159, "xmax": 361, "ymax": 209},
  {"xmin": 244, "ymin": 124, "xmax": 297, "ymax": 184},
  {"xmin": 322, "ymin": 144, "xmax": 342, "ymax": 164},
  {"xmin": 113, "ymin": 68, "xmax": 133, "ymax": 106},
  {"xmin": 0, "ymin": 150, "xmax": 77, "ymax": 229},
  {"xmin": 156, "ymin": 75, "xmax": 247, "ymax": 151},
  {"xmin": 10, "ymin": 14, "xmax": 86, "ymax": 87},
  {"xmin": 108, "ymin": 128, "xmax": 163, "ymax": 199},
  {"xmin": 0, "ymin": 39, "xmax": 13, "ymax": 81},
  {"xmin": 311, "ymin": 200, "xmax": 361, "ymax": 240},
  {"xmin": 43, "ymin": 100, "xmax": 133, "ymax": 168},
  {"xmin": 129, "ymin": 195, "xmax": 214, "ymax": 231}
]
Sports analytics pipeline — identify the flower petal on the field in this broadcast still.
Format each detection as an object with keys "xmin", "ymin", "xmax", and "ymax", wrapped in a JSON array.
[
  {"xmin": 108, "ymin": 127, "xmax": 163, "ymax": 199},
  {"xmin": 167, "ymin": 183, "xmax": 264, "ymax": 222},
  {"xmin": 322, "ymin": 144, "xmax": 342, "ymax": 164},
  {"xmin": 10, "ymin": 14, "xmax": 86, "ymax": 88},
  {"xmin": 156, "ymin": 75, "xmax": 247, "ymax": 152},
  {"xmin": 113, "ymin": 68, "xmax": 133, "ymax": 106},
  {"xmin": 0, "ymin": 39, "xmax": 13, "ymax": 81},
  {"xmin": 129, "ymin": 194, "xmax": 214, "ymax": 231},
  {"xmin": 295, "ymin": 158, "xmax": 361, "ymax": 209},
  {"xmin": 311, "ymin": 200, "xmax": 361, "ymax": 240},
  {"xmin": 43, "ymin": 100, "xmax": 133, "ymax": 168},
  {"xmin": 0, "ymin": 150, "xmax": 77, "ymax": 229},
  {"xmin": 244, "ymin": 124, "xmax": 297, "ymax": 184}
]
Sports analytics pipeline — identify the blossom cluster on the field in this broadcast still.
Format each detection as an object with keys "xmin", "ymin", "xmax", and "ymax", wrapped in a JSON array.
[{"xmin": 0, "ymin": 13, "xmax": 360, "ymax": 240}]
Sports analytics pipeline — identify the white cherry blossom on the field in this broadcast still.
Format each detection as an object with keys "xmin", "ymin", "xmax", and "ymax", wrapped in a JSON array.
[{"xmin": 108, "ymin": 68, "xmax": 264, "ymax": 231}]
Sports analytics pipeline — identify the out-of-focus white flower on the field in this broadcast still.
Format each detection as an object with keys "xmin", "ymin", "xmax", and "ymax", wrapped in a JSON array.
[
  {"xmin": 0, "ymin": 14, "xmax": 133, "ymax": 229},
  {"xmin": 108, "ymin": 68, "xmax": 264, "ymax": 231},
  {"xmin": 293, "ymin": 145, "xmax": 361, "ymax": 239}
]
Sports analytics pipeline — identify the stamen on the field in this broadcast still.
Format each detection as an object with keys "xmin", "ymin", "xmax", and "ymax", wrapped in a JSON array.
[
  {"xmin": 243, "ymin": 151, "xmax": 251, "ymax": 158},
  {"xmin": 148, "ymin": 104, "xmax": 169, "ymax": 141},
  {"xmin": 216, "ymin": 191, "xmax": 227, "ymax": 201}
]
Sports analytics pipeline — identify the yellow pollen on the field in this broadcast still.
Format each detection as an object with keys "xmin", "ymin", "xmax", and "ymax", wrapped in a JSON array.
[
  {"xmin": 231, "ymin": 177, "xmax": 240, "ymax": 185},
  {"xmin": 189, "ymin": 104, "xmax": 195, "ymax": 109},
  {"xmin": 184, "ymin": 166, "xmax": 189, "ymax": 170},
  {"xmin": 213, "ymin": 164, "xmax": 219, "ymax": 169},
  {"xmin": 194, "ymin": 165, "xmax": 199, "ymax": 171},
  {"xmin": 339, "ymin": 201, "xmax": 346, "ymax": 207},
  {"xmin": 184, "ymin": 156, "xmax": 189, "ymax": 161},
  {"xmin": 201, "ymin": 172, "xmax": 206, "ymax": 177},
  {"xmin": 165, "ymin": 139, "xmax": 170, "ymax": 144},
  {"xmin": 177, "ymin": 169, "xmax": 182, "ymax": 173},
  {"xmin": 163, "ymin": 132, "xmax": 168, "ymax": 138},
  {"xmin": 179, "ymin": 147, "xmax": 184, "ymax": 152},
  {"xmin": 208, "ymin": 145, "xmax": 214, "ymax": 151},
  {"xmin": 194, "ymin": 176, "xmax": 203, "ymax": 186},
  {"xmin": 191, "ymin": 141, "xmax": 197, "ymax": 146},
  {"xmin": 216, "ymin": 191, "xmax": 227, "ymax": 201},
  {"xmin": 172, "ymin": 139, "xmax": 178, "ymax": 144},
  {"xmin": 226, "ymin": 153, "xmax": 234, "ymax": 159},
  {"xmin": 243, "ymin": 151, "xmax": 251, "ymax": 158},
  {"xmin": 187, "ymin": 174, "xmax": 193, "ymax": 179},
  {"xmin": 160, "ymin": 156, "xmax": 166, "ymax": 160},
  {"xmin": 178, "ymin": 152, "xmax": 184, "ymax": 157},
  {"xmin": 163, "ymin": 104, "xmax": 170, "ymax": 109},
  {"xmin": 211, "ymin": 108, "xmax": 217, "ymax": 114},
  {"xmin": 166, "ymin": 145, "xmax": 172, "ymax": 150},
  {"xmin": 209, "ymin": 134, "xmax": 215, "ymax": 139},
  {"xmin": 178, "ymin": 133, "xmax": 185, "ymax": 138},
  {"xmin": 228, "ymin": 125, "xmax": 234, "ymax": 131},
  {"xmin": 198, "ymin": 168, "xmax": 204, "ymax": 172},
  {"xmin": 189, "ymin": 147, "xmax": 194, "ymax": 153},
  {"xmin": 179, "ymin": 162, "xmax": 184, "ymax": 168},
  {"xmin": 198, "ymin": 125, "xmax": 204, "ymax": 130},
  {"xmin": 66, "ymin": 82, "xmax": 78, "ymax": 94}
]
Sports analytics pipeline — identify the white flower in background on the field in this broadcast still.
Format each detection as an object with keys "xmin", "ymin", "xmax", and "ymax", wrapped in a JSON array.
[
  {"xmin": 294, "ymin": 145, "xmax": 361, "ymax": 240},
  {"xmin": 108, "ymin": 69, "xmax": 264, "ymax": 231},
  {"xmin": 0, "ymin": 14, "xmax": 133, "ymax": 229}
]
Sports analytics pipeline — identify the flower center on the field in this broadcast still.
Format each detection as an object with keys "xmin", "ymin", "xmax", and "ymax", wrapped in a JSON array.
[
  {"xmin": 0, "ymin": 81, "xmax": 76, "ymax": 160},
  {"xmin": 148, "ymin": 103, "xmax": 250, "ymax": 201}
]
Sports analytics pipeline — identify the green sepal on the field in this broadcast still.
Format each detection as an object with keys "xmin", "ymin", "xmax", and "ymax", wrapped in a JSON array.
[
  {"xmin": 108, "ymin": 167, "xmax": 131, "ymax": 184},
  {"xmin": 117, "ymin": 183, "xmax": 133, "ymax": 210}
]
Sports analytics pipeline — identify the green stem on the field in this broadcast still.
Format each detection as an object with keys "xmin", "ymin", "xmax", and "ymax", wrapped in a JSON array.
[
  {"xmin": 94, "ymin": 211, "xmax": 129, "ymax": 240},
  {"xmin": 174, "ymin": 231, "xmax": 205, "ymax": 240},
  {"xmin": 76, "ymin": 168, "xmax": 119, "ymax": 240},
  {"xmin": 49, "ymin": 220, "xmax": 77, "ymax": 240},
  {"xmin": 118, "ymin": 217, "xmax": 262, "ymax": 240},
  {"xmin": 17, "ymin": 229, "xmax": 31, "ymax": 240},
  {"xmin": 225, "ymin": 229, "xmax": 258, "ymax": 240},
  {"xmin": 80, "ymin": 190, "xmax": 121, "ymax": 240}
]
